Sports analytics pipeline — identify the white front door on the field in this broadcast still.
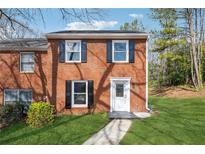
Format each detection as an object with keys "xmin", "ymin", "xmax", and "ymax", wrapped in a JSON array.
[{"xmin": 111, "ymin": 78, "xmax": 130, "ymax": 112}]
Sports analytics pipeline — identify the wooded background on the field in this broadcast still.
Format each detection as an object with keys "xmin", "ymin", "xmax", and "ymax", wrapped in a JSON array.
[
  {"xmin": 149, "ymin": 9, "xmax": 205, "ymax": 89},
  {"xmin": 121, "ymin": 8, "xmax": 205, "ymax": 90}
]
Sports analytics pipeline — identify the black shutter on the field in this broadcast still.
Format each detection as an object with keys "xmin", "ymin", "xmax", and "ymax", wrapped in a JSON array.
[
  {"xmin": 88, "ymin": 80, "xmax": 94, "ymax": 109},
  {"xmin": 129, "ymin": 40, "xmax": 135, "ymax": 63},
  {"xmin": 107, "ymin": 40, "xmax": 112, "ymax": 63},
  {"xmin": 59, "ymin": 40, "xmax": 65, "ymax": 63},
  {"xmin": 81, "ymin": 40, "xmax": 87, "ymax": 63},
  {"xmin": 65, "ymin": 80, "xmax": 72, "ymax": 109}
]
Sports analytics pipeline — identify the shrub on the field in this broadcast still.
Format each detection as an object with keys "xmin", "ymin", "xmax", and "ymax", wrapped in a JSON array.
[
  {"xmin": 0, "ymin": 105, "xmax": 4, "ymax": 124},
  {"xmin": 26, "ymin": 102, "xmax": 55, "ymax": 128},
  {"xmin": 0, "ymin": 103, "xmax": 24, "ymax": 125}
]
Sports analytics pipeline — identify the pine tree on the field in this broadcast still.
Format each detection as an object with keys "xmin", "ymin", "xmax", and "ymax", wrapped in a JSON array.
[
  {"xmin": 151, "ymin": 9, "xmax": 187, "ymax": 86},
  {"xmin": 120, "ymin": 18, "xmax": 145, "ymax": 31}
]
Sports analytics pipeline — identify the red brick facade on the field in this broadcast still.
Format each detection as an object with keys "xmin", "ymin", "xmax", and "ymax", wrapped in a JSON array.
[{"xmin": 0, "ymin": 38, "xmax": 147, "ymax": 114}]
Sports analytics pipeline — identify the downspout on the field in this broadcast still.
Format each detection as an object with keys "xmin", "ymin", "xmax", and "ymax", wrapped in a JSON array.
[{"xmin": 145, "ymin": 35, "xmax": 151, "ymax": 112}]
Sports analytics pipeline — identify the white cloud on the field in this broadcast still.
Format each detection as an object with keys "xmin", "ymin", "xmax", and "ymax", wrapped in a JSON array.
[
  {"xmin": 129, "ymin": 14, "xmax": 144, "ymax": 18},
  {"xmin": 65, "ymin": 20, "xmax": 118, "ymax": 30}
]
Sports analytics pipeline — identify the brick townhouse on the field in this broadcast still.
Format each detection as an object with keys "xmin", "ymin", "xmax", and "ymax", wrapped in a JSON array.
[{"xmin": 0, "ymin": 30, "xmax": 149, "ymax": 115}]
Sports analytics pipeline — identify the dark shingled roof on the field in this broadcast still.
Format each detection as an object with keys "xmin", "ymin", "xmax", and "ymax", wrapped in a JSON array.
[
  {"xmin": 0, "ymin": 38, "xmax": 48, "ymax": 51},
  {"xmin": 46, "ymin": 30, "xmax": 148, "ymax": 39},
  {"xmin": 48, "ymin": 30, "xmax": 146, "ymax": 34}
]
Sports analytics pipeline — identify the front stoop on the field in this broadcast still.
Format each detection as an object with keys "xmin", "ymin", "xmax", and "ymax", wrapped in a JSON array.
[
  {"xmin": 109, "ymin": 111, "xmax": 151, "ymax": 119},
  {"xmin": 133, "ymin": 112, "xmax": 151, "ymax": 118}
]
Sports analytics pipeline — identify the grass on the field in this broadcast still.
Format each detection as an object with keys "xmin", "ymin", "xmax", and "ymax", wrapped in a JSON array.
[
  {"xmin": 120, "ymin": 97, "xmax": 205, "ymax": 145},
  {"xmin": 0, "ymin": 112, "xmax": 108, "ymax": 145}
]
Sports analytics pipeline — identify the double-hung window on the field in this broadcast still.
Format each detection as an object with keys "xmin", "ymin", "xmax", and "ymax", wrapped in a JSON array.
[
  {"xmin": 72, "ymin": 81, "xmax": 88, "ymax": 107},
  {"xmin": 20, "ymin": 52, "xmax": 35, "ymax": 73},
  {"xmin": 65, "ymin": 40, "xmax": 81, "ymax": 62},
  {"xmin": 19, "ymin": 90, "xmax": 33, "ymax": 111},
  {"xmin": 112, "ymin": 40, "xmax": 129, "ymax": 62},
  {"xmin": 4, "ymin": 89, "xmax": 18, "ymax": 105},
  {"xmin": 4, "ymin": 89, "xmax": 32, "ymax": 111}
]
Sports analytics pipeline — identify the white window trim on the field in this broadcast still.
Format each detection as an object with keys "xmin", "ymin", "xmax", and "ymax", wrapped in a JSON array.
[
  {"xmin": 4, "ymin": 89, "xmax": 19, "ymax": 105},
  {"xmin": 112, "ymin": 40, "xmax": 129, "ymax": 63},
  {"xmin": 20, "ymin": 52, "xmax": 35, "ymax": 73},
  {"xmin": 65, "ymin": 40, "xmax": 82, "ymax": 63},
  {"xmin": 72, "ymin": 80, "xmax": 88, "ymax": 108},
  {"xmin": 4, "ymin": 89, "xmax": 33, "ymax": 105}
]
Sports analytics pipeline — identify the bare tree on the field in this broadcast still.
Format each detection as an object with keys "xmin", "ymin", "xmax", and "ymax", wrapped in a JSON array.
[
  {"xmin": 187, "ymin": 9, "xmax": 200, "ymax": 88},
  {"xmin": 0, "ymin": 8, "xmax": 104, "ymax": 39},
  {"xmin": 183, "ymin": 8, "xmax": 205, "ymax": 89},
  {"xmin": 199, "ymin": 9, "xmax": 205, "ymax": 84}
]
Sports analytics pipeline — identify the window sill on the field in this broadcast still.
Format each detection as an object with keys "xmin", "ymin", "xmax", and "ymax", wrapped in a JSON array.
[
  {"xmin": 112, "ymin": 61, "xmax": 129, "ymax": 63},
  {"xmin": 65, "ymin": 61, "xmax": 82, "ymax": 63},
  {"xmin": 20, "ymin": 71, "xmax": 35, "ymax": 74},
  {"xmin": 72, "ymin": 105, "xmax": 88, "ymax": 108}
]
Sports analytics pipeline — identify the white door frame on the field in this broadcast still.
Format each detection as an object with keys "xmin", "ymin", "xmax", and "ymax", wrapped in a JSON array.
[{"xmin": 110, "ymin": 77, "xmax": 131, "ymax": 112}]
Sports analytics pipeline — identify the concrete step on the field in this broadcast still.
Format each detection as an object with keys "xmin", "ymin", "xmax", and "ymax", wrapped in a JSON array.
[{"xmin": 109, "ymin": 111, "xmax": 151, "ymax": 119}]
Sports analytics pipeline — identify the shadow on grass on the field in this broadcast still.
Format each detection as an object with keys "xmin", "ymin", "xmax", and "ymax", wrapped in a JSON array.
[
  {"xmin": 0, "ymin": 115, "xmax": 84, "ymax": 144},
  {"xmin": 122, "ymin": 98, "xmax": 205, "ymax": 144}
]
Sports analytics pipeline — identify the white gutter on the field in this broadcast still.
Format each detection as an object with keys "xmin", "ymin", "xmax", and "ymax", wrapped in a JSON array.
[
  {"xmin": 45, "ymin": 33, "xmax": 148, "ymax": 39},
  {"xmin": 145, "ymin": 35, "xmax": 150, "ymax": 112}
]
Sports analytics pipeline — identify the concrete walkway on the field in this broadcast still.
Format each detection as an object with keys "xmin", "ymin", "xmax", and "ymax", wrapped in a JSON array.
[{"xmin": 83, "ymin": 119, "xmax": 132, "ymax": 145}]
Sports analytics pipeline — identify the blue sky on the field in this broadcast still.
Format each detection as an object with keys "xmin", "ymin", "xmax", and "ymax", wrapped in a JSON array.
[{"xmin": 31, "ymin": 9, "xmax": 160, "ymax": 33}]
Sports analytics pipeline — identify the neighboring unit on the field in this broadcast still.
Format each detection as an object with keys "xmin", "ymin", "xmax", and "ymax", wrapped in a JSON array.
[{"xmin": 0, "ymin": 30, "xmax": 148, "ymax": 115}]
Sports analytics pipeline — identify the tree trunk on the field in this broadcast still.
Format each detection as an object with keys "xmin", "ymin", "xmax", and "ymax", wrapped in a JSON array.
[
  {"xmin": 187, "ymin": 8, "xmax": 201, "ymax": 89},
  {"xmin": 190, "ymin": 47, "xmax": 197, "ymax": 87},
  {"xmin": 199, "ymin": 9, "xmax": 204, "ymax": 87},
  {"xmin": 196, "ymin": 9, "xmax": 203, "ymax": 88}
]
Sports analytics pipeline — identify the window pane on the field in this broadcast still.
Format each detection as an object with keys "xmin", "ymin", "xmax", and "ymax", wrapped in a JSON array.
[
  {"xmin": 74, "ymin": 94, "xmax": 86, "ymax": 104},
  {"xmin": 114, "ymin": 52, "xmax": 127, "ymax": 61},
  {"xmin": 19, "ymin": 90, "xmax": 32, "ymax": 103},
  {"xmin": 19, "ymin": 90, "xmax": 32, "ymax": 112},
  {"xmin": 21, "ymin": 53, "xmax": 34, "ymax": 63},
  {"xmin": 74, "ymin": 82, "xmax": 86, "ymax": 93},
  {"xmin": 66, "ymin": 52, "xmax": 80, "ymax": 61},
  {"xmin": 66, "ymin": 42, "xmax": 80, "ymax": 52},
  {"xmin": 21, "ymin": 63, "xmax": 34, "ymax": 72},
  {"xmin": 114, "ymin": 42, "xmax": 126, "ymax": 51},
  {"xmin": 5, "ymin": 90, "xmax": 18, "ymax": 103},
  {"xmin": 116, "ymin": 84, "xmax": 124, "ymax": 97}
]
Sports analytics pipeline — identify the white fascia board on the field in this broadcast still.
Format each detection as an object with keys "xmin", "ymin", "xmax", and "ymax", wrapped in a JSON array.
[{"xmin": 46, "ymin": 33, "xmax": 149, "ymax": 39}]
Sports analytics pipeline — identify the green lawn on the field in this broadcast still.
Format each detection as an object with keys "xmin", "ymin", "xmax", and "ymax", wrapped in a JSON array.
[
  {"xmin": 121, "ymin": 97, "xmax": 205, "ymax": 145},
  {"xmin": 0, "ymin": 113, "xmax": 108, "ymax": 145}
]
